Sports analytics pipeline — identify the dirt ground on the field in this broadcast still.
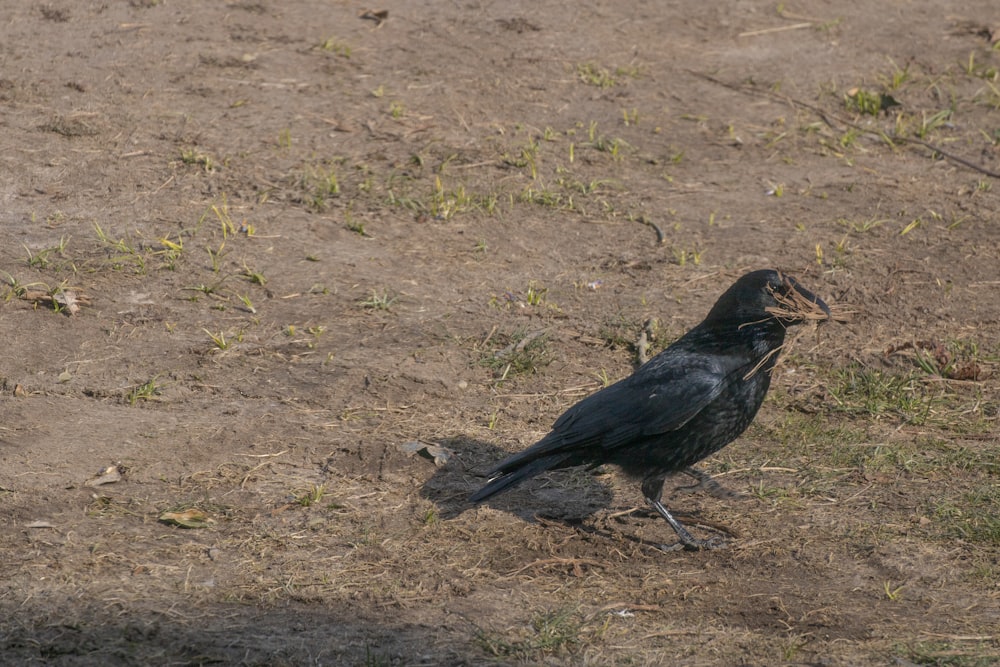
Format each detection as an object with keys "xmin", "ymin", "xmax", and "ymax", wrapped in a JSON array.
[{"xmin": 1, "ymin": 1, "xmax": 999, "ymax": 665}]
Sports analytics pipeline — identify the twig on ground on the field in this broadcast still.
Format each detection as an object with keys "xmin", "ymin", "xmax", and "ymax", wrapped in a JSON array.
[{"xmin": 688, "ymin": 69, "xmax": 1000, "ymax": 180}]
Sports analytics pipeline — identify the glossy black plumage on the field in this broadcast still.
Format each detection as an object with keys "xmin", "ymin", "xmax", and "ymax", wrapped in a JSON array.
[{"xmin": 469, "ymin": 269, "xmax": 831, "ymax": 550}]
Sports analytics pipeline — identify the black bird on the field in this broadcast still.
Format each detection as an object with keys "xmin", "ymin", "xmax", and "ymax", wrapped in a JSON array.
[{"xmin": 470, "ymin": 269, "xmax": 831, "ymax": 550}]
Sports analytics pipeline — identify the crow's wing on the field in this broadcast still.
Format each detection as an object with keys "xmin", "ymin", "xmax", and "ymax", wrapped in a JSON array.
[
  {"xmin": 547, "ymin": 351, "xmax": 734, "ymax": 452},
  {"xmin": 485, "ymin": 349, "xmax": 744, "ymax": 478},
  {"xmin": 471, "ymin": 344, "xmax": 759, "ymax": 503}
]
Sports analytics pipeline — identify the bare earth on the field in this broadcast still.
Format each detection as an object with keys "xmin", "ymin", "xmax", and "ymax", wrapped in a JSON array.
[{"xmin": 1, "ymin": 1, "xmax": 999, "ymax": 665}]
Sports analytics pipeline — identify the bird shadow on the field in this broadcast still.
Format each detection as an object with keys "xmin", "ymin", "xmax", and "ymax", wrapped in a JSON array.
[
  {"xmin": 416, "ymin": 435, "xmax": 613, "ymax": 523},
  {"xmin": 416, "ymin": 436, "xmax": 735, "ymax": 551}
]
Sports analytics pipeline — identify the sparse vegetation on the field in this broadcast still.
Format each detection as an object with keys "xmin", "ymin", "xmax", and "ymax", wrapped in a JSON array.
[
  {"xmin": 127, "ymin": 377, "xmax": 162, "ymax": 406},
  {"xmin": 299, "ymin": 162, "xmax": 342, "ymax": 211},
  {"xmin": 296, "ymin": 483, "xmax": 326, "ymax": 506},
  {"xmin": 318, "ymin": 36, "xmax": 351, "ymax": 58},
  {"xmin": 180, "ymin": 147, "xmax": 216, "ymax": 171},
  {"xmin": 204, "ymin": 328, "xmax": 238, "ymax": 350},
  {"xmin": 2, "ymin": 3, "xmax": 999, "ymax": 666},
  {"xmin": 359, "ymin": 289, "xmax": 397, "ymax": 311},
  {"xmin": 475, "ymin": 606, "xmax": 582, "ymax": 659},
  {"xmin": 481, "ymin": 328, "xmax": 552, "ymax": 380},
  {"xmin": 576, "ymin": 62, "xmax": 641, "ymax": 88},
  {"xmin": 845, "ymin": 87, "xmax": 898, "ymax": 116}
]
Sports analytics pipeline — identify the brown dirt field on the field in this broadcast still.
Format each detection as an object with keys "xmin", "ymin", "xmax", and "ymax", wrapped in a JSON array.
[{"xmin": 1, "ymin": 1, "xmax": 999, "ymax": 665}]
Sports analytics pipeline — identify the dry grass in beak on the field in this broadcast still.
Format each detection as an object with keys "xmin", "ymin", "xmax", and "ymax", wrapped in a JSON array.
[
  {"xmin": 741, "ymin": 282, "xmax": 849, "ymax": 381},
  {"xmin": 825, "ymin": 305, "xmax": 853, "ymax": 324},
  {"xmin": 765, "ymin": 285, "xmax": 842, "ymax": 323}
]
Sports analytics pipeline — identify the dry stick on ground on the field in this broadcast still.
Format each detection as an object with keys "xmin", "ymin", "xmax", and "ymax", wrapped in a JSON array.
[
  {"xmin": 590, "ymin": 603, "xmax": 662, "ymax": 618},
  {"xmin": 634, "ymin": 318, "xmax": 658, "ymax": 367},
  {"xmin": 635, "ymin": 323, "xmax": 649, "ymax": 367},
  {"xmin": 688, "ymin": 70, "xmax": 1000, "ymax": 180},
  {"xmin": 635, "ymin": 215, "xmax": 666, "ymax": 245},
  {"xmin": 492, "ymin": 328, "xmax": 548, "ymax": 360}
]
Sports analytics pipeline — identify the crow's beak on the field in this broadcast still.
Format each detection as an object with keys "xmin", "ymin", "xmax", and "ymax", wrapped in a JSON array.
[
  {"xmin": 793, "ymin": 282, "xmax": 831, "ymax": 318},
  {"xmin": 781, "ymin": 275, "xmax": 832, "ymax": 321}
]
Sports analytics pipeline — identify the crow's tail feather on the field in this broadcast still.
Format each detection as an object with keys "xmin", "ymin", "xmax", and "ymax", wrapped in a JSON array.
[{"xmin": 469, "ymin": 453, "xmax": 570, "ymax": 503}]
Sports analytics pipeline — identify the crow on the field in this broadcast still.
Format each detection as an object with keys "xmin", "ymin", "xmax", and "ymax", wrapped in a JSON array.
[{"xmin": 469, "ymin": 269, "xmax": 831, "ymax": 550}]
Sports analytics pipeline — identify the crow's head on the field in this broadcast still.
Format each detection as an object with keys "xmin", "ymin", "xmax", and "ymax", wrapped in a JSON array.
[{"xmin": 704, "ymin": 269, "xmax": 831, "ymax": 327}]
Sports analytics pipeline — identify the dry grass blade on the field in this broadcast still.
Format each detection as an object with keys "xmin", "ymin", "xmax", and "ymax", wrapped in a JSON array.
[
  {"xmin": 824, "ymin": 304, "xmax": 853, "ymax": 323},
  {"xmin": 743, "ymin": 345, "xmax": 784, "ymax": 381},
  {"xmin": 505, "ymin": 557, "xmax": 609, "ymax": 578},
  {"xmin": 764, "ymin": 284, "xmax": 831, "ymax": 323},
  {"xmin": 742, "ymin": 280, "xmax": 847, "ymax": 380}
]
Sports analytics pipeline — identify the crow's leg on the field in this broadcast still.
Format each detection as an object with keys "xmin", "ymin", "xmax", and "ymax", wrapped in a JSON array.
[
  {"xmin": 676, "ymin": 467, "xmax": 747, "ymax": 500},
  {"xmin": 641, "ymin": 476, "xmax": 725, "ymax": 551}
]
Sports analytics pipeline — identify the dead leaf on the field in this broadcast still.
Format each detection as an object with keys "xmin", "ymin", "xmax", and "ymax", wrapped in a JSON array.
[
  {"xmin": 359, "ymin": 9, "xmax": 388, "ymax": 26},
  {"xmin": 159, "ymin": 508, "xmax": 214, "ymax": 529},
  {"xmin": 19, "ymin": 289, "xmax": 91, "ymax": 315},
  {"xmin": 85, "ymin": 465, "xmax": 123, "ymax": 487},
  {"xmin": 950, "ymin": 362, "xmax": 981, "ymax": 381},
  {"xmin": 400, "ymin": 440, "xmax": 452, "ymax": 466},
  {"xmin": 54, "ymin": 290, "xmax": 81, "ymax": 315}
]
